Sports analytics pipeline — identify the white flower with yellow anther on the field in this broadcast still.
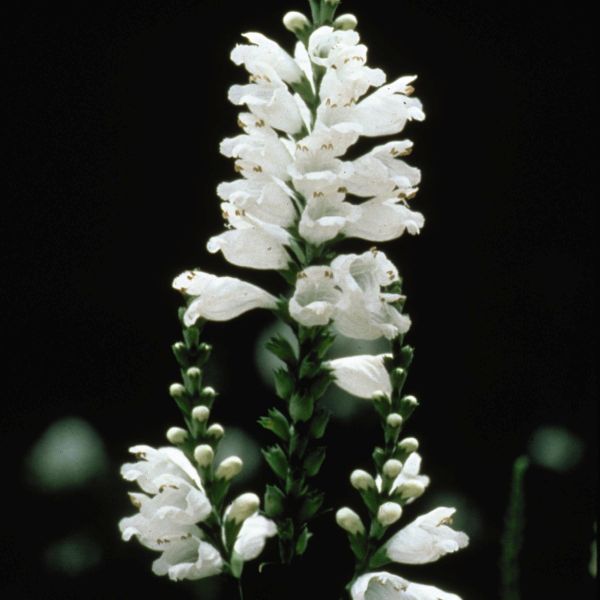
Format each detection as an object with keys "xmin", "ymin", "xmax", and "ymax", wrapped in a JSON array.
[
  {"xmin": 352, "ymin": 572, "xmax": 462, "ymax": 600},
  {"xmin": 385, "ymin": 507, "xmax": 469, "ymax": 565},
  {"xmin": 172, "ymin": 270, "xmax": 277, "ymax": 325},
  {"xmin": 289, "ymin": 265, "xmax": 342, "ymax": 327},
  {"xmin": 331, "ymin": 250, "xmax": 411, "ymax": 340},
  {"xmin": 119, "ymin": 446, "xmax": 221, "ymax": 581},
  {"xmin": 325, "ymin": 353, "xmax": 392, "ymax": 399}
]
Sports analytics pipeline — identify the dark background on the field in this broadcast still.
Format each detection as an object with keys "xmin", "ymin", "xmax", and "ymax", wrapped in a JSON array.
[{"xmin": 3, "ymin": 0, "xmax": 596, "ymax": 598}]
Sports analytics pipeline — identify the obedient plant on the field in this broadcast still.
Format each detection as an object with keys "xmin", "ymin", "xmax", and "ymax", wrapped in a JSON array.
[{"xmin": 119, "ymin": 1, "xmax": 469, "ymax": 598}]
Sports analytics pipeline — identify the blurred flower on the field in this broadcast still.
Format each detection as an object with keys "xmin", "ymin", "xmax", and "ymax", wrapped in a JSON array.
[
  {"xmin": 25, "ymin": 417, "xmax": 108, "ymax": 492},
  {"xmin": 528, "ymin": 425, "xmax": 584, "ymax": 472}
]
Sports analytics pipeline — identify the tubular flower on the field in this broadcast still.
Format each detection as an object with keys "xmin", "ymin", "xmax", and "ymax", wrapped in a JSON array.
[
  {"xmin": 375, "ymin": 453, "xmax": 431, "ymax": 501},
  {"xmin": 385, "ymin": 507, "xmax": 470, "ymax": 565},
  {"xmin": 352, "ymin": 572, "xmax": 462, "ymax": 600},
  {"xmin": 325, "ymin": 353, "xmax": 392, "ymax": 399},
  {"xmin": 172, "ymin": 270, "xmax": 277, "ymax": 325}
]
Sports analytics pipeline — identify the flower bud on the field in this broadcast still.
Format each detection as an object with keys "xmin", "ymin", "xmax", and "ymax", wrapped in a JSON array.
[
  {"xmin": 200, "ymin": 386, "xmax": 216, "ymax": 400},
  {"xmin": 186, "ymin": 366, "xmax": 201, "ymax": 379},
  {"xmin": 398, "ymin": 480, "xmax": 427, "ymax": 500},
  {"xmin": 372, "ymin": 391, "xmax": 390, "ymax": 404},
  {"xmin": 377, "ymin": 502, "xmax": 403, "ymax": 526},
  {"xmin": 350, "ymin": 469, "xmax": 376, "ymax": 491},
  {"xmin": 192, "ymin": 405, "xmax": 210, "ymax": 422},
  {"xmin": 399, "ymin": 437, "xmax": 419, "ymax": 453},
  {"xmin": 166, "ymin": 427, "xmax": 188, "ymax": 445},
  {"xmin": 336, "ymin": 507, "xmax": 365, "ymax": 536},
  {"xmin": 403, "ymin": 395, "xmax": 418, "ymax": 407},
  {"xmin": 283, "ymin": 11, "xmax": 310, "ymax": 33},
  {"xmin": 169, "ymin": 383, "xmax": 186, "ymax": 399},
  {"xmin": 194, "ymin": 444, "xmax": 214, "ymax": 467},
  {"xmin": 383, "ymin": 459, "xmax": 403, "ymax": 479},
  {"xmin": 387, "ymin": 413, "xmax": 404, "ymax": 428},
  {"xmin": 333, "ymin": 14, "xmax": 358, "ymax": 30},
  {"xmin": 216, "ymin": 456, "xmax": 243, "ymax": 480},
  {"xmin": 227, "ymin": 492, "xmax": 260, "ymax": 524},
  {"xmin": 207, "ymin": 423, "xmax": 225, "ymax": 439}
]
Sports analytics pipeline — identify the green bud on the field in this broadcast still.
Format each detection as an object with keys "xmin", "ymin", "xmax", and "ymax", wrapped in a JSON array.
[
  {"xmin": 274, "ymin": 367, "xmax": 295, "ymax": 400},
  {"xmin": 299, "ymin": 491, "xmax": 325, "ymax": 521},
  {"xmin": 295, "ymin": 527, "xmax": 313, "ymax": 556},
  {"xmin": 264, "ymin": 485, "xmax": 286, "ymax": 518},
  {"xmin": 290, "ymin": 392, "xmax": 314, "ymax": 423},
  {"xmin": 183, "ymin": 326, "xmax": 199, "ymax": 348},
  {"xmin": 258, "ymin": 408, "xmax": 291, "ymax": 441},
  {"xmin": 303, "ymin": 446, "xmax": 326, "ymax": 477},
  {"xmin": 172, "ymin": 341, "xmax": 189, "ymax": 367},
  {"xmin": 262, "ymin": 445, "xmax": 289, "ymax": 479},
  {"xmin": 309, "ymin": 409, "xmax": 331, "ymax": 439}
]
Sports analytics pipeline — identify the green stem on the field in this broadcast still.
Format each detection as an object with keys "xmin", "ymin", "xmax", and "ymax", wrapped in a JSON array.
[{"xmin": 500, "ymin": 455, "xmax": 530, "ymax": 600}]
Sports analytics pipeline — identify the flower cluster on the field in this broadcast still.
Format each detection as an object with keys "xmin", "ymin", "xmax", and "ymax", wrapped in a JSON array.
[
  {"xmin": 175, "ymin": 23, "xmax": 424, "ymax": 345},
  {"xmin": 119, "ymin": 445, "xmax": 276, "ymax": 581}
]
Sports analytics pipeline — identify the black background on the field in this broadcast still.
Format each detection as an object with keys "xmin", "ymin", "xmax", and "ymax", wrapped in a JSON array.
[{"xmin": 3, "ymin": 1, "xmax": 596, "ymax": 598}]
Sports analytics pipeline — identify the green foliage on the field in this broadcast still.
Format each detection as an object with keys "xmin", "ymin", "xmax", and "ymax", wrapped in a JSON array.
[{"xmin": 262, "ymin": 445, "xmax": 289, "ymax": 480}]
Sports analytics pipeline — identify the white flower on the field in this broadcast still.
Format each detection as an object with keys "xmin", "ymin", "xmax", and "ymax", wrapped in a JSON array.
[
  {"xmin": 228, "ymin": 78, "xmax": 309, "ymax": 135},
  {"xmin": 352, "ymin": 572, "xmax": 462, "ymax": 600},
  {"xmin": 231, "ymin": 32, "xmax": 304, "ymax": 85},
  {"xmin": 172, "ymin": 270, "xmax": 277, "ymax": 325},
  {"xmin": 119, "ymin": 445, "xmax": 223, "ymax": 582},
  {"xmin": 325, "ymin": 353, "xmax": 392, "ymax": 399},
  {"xmin": 346, "ymin": 141, "xmax": 421, "ymax": 199},
  {"xmin": 152, "ymin": 537, "xmax": 224, "ymax": 581},
  {"xmin": 289, "ymin": 266, "xmax": 342, "ymax": 327},
  {"xmin": 233, "ymin": 514, "xmax": 278, "ymax": 561},
  {"xmin": 331, "ymin": 250, "xmax": 411, "ymax": 340},
  {"xmin": 208, "ymin": 202, "xmax": 292, "ymax": 270},
  {"xmin": 385, "ymin": 507, "xmax": 469, "ymax": 565},
  {"xmin": 320, "ymin": 75, "xmax": 425, "ymax": 137}
]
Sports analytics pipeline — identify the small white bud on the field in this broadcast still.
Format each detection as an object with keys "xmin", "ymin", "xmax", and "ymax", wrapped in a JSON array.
[
  {"xmin": 283, "ymin": 11, "xmax": 310, "ymax": 33},
  {"xmin": 192, "ymin": 405, "xmax": 210, "ymax": 422},
  {"xmin": 336, "ymin": 507, "xmax": 365, "ymax": 536},
  {"xmin": 386, "ymin": 413, "xmax": 404, "ymax": 428},
  {"xmin": 169, "ymin": 383, "xmax": 186, "ymax": 398},
  {"xmin": 227, "ymin": 492, "xmax": 261, "ymax": 524},
  {"xmin": 193, "ymin": 444, "xmax": 214, "ymax": 467},
  {"xmin": 186, "ymin": 366, "xmax": 201, "ymax": 379},
  {"xmin": 207, "ymin": 423, "xmax": 225, "ymax": 439},
  {"xmin": 166, "ymin": 427, "xmax": 188, "ymax": 445},
  {"xmin": 383, "ymin": 459, "xmax": 403, "ymax": 479},
  {"xmin": 350, "ymin": 469, "xmax": 376, "ymax": 491},
  {"xmin": 399, "ymin": 437, "xmax": 419, "ymax": 453},
  {"xmin": 201, "ymin": 386, "xmax": 216, "ymax": 399},
  {"xmin": 398, "ymin": 480, "xmax": 427, "ymax": 500},
  {"xmin": 216, "ymin": 456, "xmax": 244, "ymax": 481},
  {"xmin": 403, "ymin": 395, "xmax": 418, "ymax": 408},
  {"xmin": 372, "ymin": 391, "xmax": 390, "ymax": 404},
  {"xmin": 333, "ymin": 14, "xmax": 358, "ymax": 30},
  {"xmin": 377, "ymin": 502, "xmax": 403, "ymax": 526}
]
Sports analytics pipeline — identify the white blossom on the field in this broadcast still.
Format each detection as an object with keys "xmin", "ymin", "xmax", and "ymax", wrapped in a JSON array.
[
  {"xmin": 352, "ymin": 572, "xmax": 462, "ymax": 600},
  {"xmin": 289, "ymin": 266, "xmax": 342, "ymax": 327},
  {"xmin": 119, "ymin": 446, "xmax": 222, "ymax": 582},
  {"xmin": 331, "ymin": 250, "xmax": 411, "ymax": 340},
  {"xmin": 233, "ymin": 514, "xmax": 278, "ymax": 561},
  {"xmin": 231, "ymin": 32, "xmax": 304, "ymax": 85},
  {"xmin": 325, "ymin": 353, "xmax": 392, "ymax": 399},
  {"xmin": 385, "ymin": 507, "xmax": 469, "ymax": 565},
  {"xmin": 172, "ymin": 270, "xmax": 277, "ymax": 325}
]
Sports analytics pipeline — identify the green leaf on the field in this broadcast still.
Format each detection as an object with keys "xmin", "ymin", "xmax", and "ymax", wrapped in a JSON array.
[
  {"xmin": 289, "ymin": 238, "xmax": 307, "ymax": 264},
  {"xmin": 230, "ymin": 552, "xmax": 245, "ymax": 579},
  {"xmin": 258, "ymin": 408, "xmax": 291, "ymax": 441},
  {"xmin": 309, "ymin": 409, "xmax": 331, "ymax": 439},
  {"xmin": 349, "ymin": 534, "xmax": 368, "ymax": 562},
  {"xmin": 315, "ymin": 333, "xmax": 336, "ymax": 359},
  {"xmin": 309, "ymin": 371, "xmax": 332, "ymax": 400},
  {"xmin": 299, "ymin": 491, "xmax": 325, "ymax": 521},
  {"xmin": 266, "ymin": 335, "xmax": 298, "ymax": 364},
  {"xmin": 290, "ymin": 392, "xmax": 314, "ymax": 423},
  {"xmin": 303, "ymin": 446, "xmax": 326, "ymax": 477},
  {"xmin": 360, "ymin": 487, "xmax": 381, "ymax": 515},
  {"xmin": 262, "ymin": 445, "xmax": 289, "ymax": 479},
  {"xmin": 295, "ymin": 527, "xmax": 313, "ymax": 556},
  {"xmin": 299, "ymin": 356, "xmax": 320, "ymax": 379},
  {"xmin": 273, "ymin": 367, "xmax": 295, "ymax": 401},
  {"xmin": 264, "ymin": 484, "xmax": 286, "ymax": 518}
]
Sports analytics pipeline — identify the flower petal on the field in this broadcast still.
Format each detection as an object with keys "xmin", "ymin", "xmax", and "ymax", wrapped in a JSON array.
[{"xmin": 326, "ymin": 354, "xmax": 392, "ymax": 399}]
